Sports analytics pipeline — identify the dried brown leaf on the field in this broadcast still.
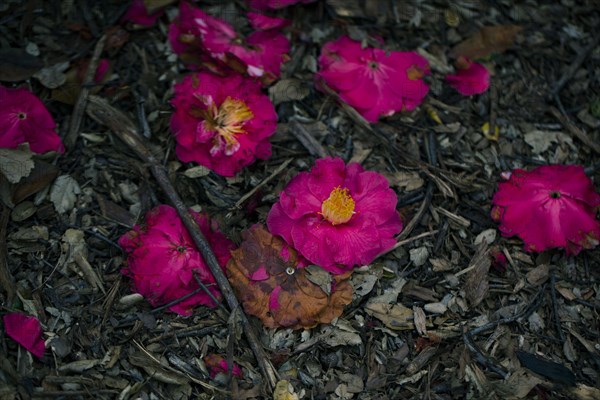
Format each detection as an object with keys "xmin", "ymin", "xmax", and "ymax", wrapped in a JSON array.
[
  {"xmin": 464, "ymin": 247, "xmax": 491, "ymax": 308},
  {"xmin": 450, "ymin": 25, "xmax": 523, "ymax": 60},
  {"xmin": 0, "ymin": 145, "xmax": 34, "ymax": 184},
  {"xmin": 364, "ymin": 302, "xmax": 414, "ymax": 330},
  {"xmin": 227, "ymin": 225, "xmax": 353, "ymax": 329},
  {"xmin": 526, "ymin": 264, "xmax": 550, "ymax": 286}
]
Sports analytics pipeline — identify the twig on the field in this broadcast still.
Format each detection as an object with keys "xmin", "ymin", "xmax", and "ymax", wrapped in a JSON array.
[
  {"xmin": 549, "ymin": 106, "xmax": 600, "ymax": 154},
  {"xmin": 192, "ymin": 270, "xmax": 228, "ymax": 315},
  {"xmin": 85, "ymin": 95, "xmax": 278, "ymax": 390},
  {"xmin": 384, "ymin": 229, "xmax": 439, "ymax": 255},
  {"xmin": 552, "ymin": 33, "xmax": 600, "ymax": 97},
  {"xmin": 550, "ymin": 271, "xmax": 566, "ymax": 342},
  {"xmin": 288, "ymin": 119, "xmax": 328, "ymax": 158},
  {"xmin": 64, "ymin": 34, "xmax": 107, "ymax": 149},
  {"xmin": 0, "ymin": 205, "xmax": 16, "ymax": 303}
]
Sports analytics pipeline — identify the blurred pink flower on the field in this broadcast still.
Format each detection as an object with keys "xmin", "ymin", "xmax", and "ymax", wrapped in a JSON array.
[
  {"xmin": 3, "ymin": 313, "xmax": 45, "ymax": 358},
  {"xmin": 316, "ymin": 35, "xmax": 430, "ymax": 122},
  {"xmin": 118, "ymin": 205, "xmax": 235, "ymax": 315},
  {"xmin": 247, "ymin": 0, "xmax": 315, "ymax": 10},
  {"xmin": 446, "ymin": 56, "xmax": 490, "ymax": 95},
  {"xmin": 491, "ymin": 165, "xmax": 600, "ymax": 255},
  {"xmin": 121, "ymin": 0, "xmax": 164, "ymax": 27},
  {"xmin": 0, "ymin": 86, "xmax": 64, "ymax": 154},
  {"xmin": 247, "ymin": 12, "xmax": 291, "ymax": 31},
  {"xmin": 203, "ymin": 354, "xmax": 242, "ymax": 379},
  {"xmin": 170, "ymin": 72, "xmax": 277, "ymax": 177},
  {"xmin": 168, "ymin": 2, "xmax": 290, "ymax": 84},
  {"xmin": 267, "ymin": 157, "xmax": 403, "ymax": 274}
]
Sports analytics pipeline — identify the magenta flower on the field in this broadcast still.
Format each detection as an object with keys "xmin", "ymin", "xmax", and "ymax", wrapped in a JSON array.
[
  {"xmin": 3, "ymin": 313, "xmax": 45, "ymax": 358},
  {"xmin": 491, "ymin": 165, "xmax": 600, "ymax": 255},
  {"xmin": 247, "ymin": 0, "xmax": 315, "ymax": 10},
  {"xmin": 316, "ymin": 36, "xmax": 430, "ymax": 123},
  {"xmin": 170, "ymin": 72, "xmax": 277, "ymax": 177},
  {"xmin": 121, "ymin": 0, "xmax": 164, "ymax": 27},
  {"xmin": 247, "ymin": 12, "xmax": 291, "ymax": 31},
  {"xmin": 0, "ymin": 86, "xmax": 64, "ymax": 154},
  {"xmin": 118, "ymin": 205, "xmax": 235, "ymax": 315},
  {"xmin": 168, "ymin": 2, "xmax": 290, "ymax": 84},
  {"xmin": 266, "ymin": 158, "xmax": 403, "ymax": 274},
  {"xmin": 446, "ymin": 56, "xmax": 490, "ymax": 96},
  {"xmin": 203, "ymin": 354, "xmax": 243, "ymax": 379}
]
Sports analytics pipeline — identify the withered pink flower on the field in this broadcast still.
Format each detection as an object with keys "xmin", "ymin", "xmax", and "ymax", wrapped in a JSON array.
[
  {"xmin": 491, "ymin": 165, "xmax": 600, "ymax": 255},
  {"xmin": 168, "ymin": 2, "xmax": 290, "ymax": 84},
  {"xmin": 267, "ymin": 157, "xmax": 403, "ymax": 274},
  {"xmin": 0, "ymin": 86, "xmax": 64, "ymax": 154},
  {"xmin": 247, "ymin": 0, "xmax": 315, "ymax": 10},
  {"xmin": 247, "ymin": 12, "xmax": 291, "ymax": 31},
  {"xmin": 3, "ymin": 313, "xmax": 45, "ymax": 358},
  {"xmin": 446, "ymin": 56, "xmax": 490, "ymax": 95},
  {"xmin": 170, "ymin": 72, "xmax": 277, "ymax": 177},
  {"xmin": 316, "ymin": 35, "xmax": 430, "ymax": 123},
  {"xmin": 204, "ymin": 354, "xmax": 243, "ymax": 379},
  {"xmin": 118, "ymin": 205, "xmax": 235, "ymax": 315},
  {"xmin": 121, "ymin": 0, "xmax": 164, "ymax": 27}
]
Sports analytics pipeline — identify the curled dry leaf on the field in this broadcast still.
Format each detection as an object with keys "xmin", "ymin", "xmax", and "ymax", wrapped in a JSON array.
[
  {"xmin": 226, "ymin": 225, "xmax": 353, "ymax": 329},
  {"xmin": 450, "ymin": 25, "xmax": 523, "ymax": 60},
  {"xmin": 0, "ymin": 145, "xmax": 35, "ymax": 184}
]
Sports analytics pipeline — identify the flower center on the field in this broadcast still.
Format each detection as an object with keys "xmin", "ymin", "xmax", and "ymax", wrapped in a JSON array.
[
  {"xmin": 406, "ymin": 64, "xmax": 426, "ymax": 80},
  {"xmin": 321, "ymin": 186, "xmax": 355, "ymax": 225},
  {"xmin": 202, "ymin": 97, "xmax": 253, "ymax": 156},
  {"xmin": 368, "ymin": 61, "xmax": 379, "ymax": 70},
  {"xmin": 17, "ymin": 112, "xmax": 27, "ymax": 120},
  {"xmin": 549, "ymin": 191, "xmax": 561, "ymax": 199}
]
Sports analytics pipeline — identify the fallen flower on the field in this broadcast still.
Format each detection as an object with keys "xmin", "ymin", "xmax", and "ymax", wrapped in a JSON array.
[
  {"xmin": 0, "ymin": 85, "xmax": 64, "ymax": 154},
  {"xmin": 316, "ymin": 35, "xmax": 430, "ymax": 122},
  {"xmin": 491, "ymin": 165, "xmax": 600, "ymax": 255},
  {"xmin": 170, "ymin": 72, "xmax": 277, "ymax": 177},
  {"xmin": 267, "ymin": 157, "xmax": 403, "ymax": 273},
  {"xmin": 118, "ymin": 205, "xmax": 235, "ymax": 315},
  {"xmin": 203, "ymin": 354, "xmax": 243, "ymax": 379},
  {"xmin": 121, "ymin": 0, "xmax": 164, "ymax": 27},
  {"xmin": 168, "ymin": 2, "xmax": 290, "ymax": 84},
  {"xmin": 446, "ymin": 56, "xmax": 490, "ymax": 95},
  {"xmin": 3, "ymin": 313, "xmax": 45, "ymax": 358},
  {"xmin": 247, "ymin": 12, "xmax": 291, "ymax": 31},
  {"xmin": 227, "ymin": 225, "xmax": 353, "ymax": 329},
  {"xmin": 247, "ymin": 0, "xmax": 315, "ymax": 10}
]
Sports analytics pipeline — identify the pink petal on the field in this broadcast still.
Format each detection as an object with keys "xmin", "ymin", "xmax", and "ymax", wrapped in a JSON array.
[
  {"xmin": 269, "ymin": 285, "xmax": 283, "ymax": 310},
  {"xmin": 247, "ymin": 12, "xmax": 291, "ymax": 30},
  {"xmin": 446, "ymin": 59, "xmax": 490, "ymax": 96},
  {"xmin": 121, "ymin": 0, "xmax": 164, "ymax": 27},
  {"xmin": 3, "ymin": 313, "xmax": 45, "ymax": 358},
  {"xmin": 250, "ymin": 265, "xmax": 270, "ymax": 281}
]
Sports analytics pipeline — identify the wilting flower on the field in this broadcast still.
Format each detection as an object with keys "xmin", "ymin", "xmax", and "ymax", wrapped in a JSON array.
[
  {"xmin": 227, "ymin": 225, "xmax": 353, "ymax": 329},
  {"xmin": 0, "ymin": 86, "xmax": 64, "ymax": 154},
  {"xmin": 168, "ymin": 2, "xmax": 290, "ymax": 84},
  {"xmin": 170, "ymin": 72, "xmax": 277, "ymax": 177},
  {"xmin": 3, "ymin": 313, "xmax": 45, "ymax": 358},
  {"xmin": 267, "ymin": 157, "xmax": 403, "ymax": 274},
  {"xmin": 247, "ymin": 0, "xmax": 315, "ymax": 10},
  {"xmin": 204, "ymin": 354, "xmax": 243, "ymax": 379},
  {"xmin": 446, "ymin": 56, "xmax": 490, "ymax": 95},
  {"xmin": 118, "ymin": 205, "xmax": 235, "ymax": 315},
  {"xmin": 247, "ymin": 12, "xmax": 291, "ymax": 31},
  {"xmin": 121, "ymin": 0, "xmax": 164, "ymax": 27},
  {"xmin": 491, "ymin": 165, "xmax": 600, "ymax": 255},
  {"xmin": 316, "ymin": 35, "xmax": 430, "ymax": 122}
]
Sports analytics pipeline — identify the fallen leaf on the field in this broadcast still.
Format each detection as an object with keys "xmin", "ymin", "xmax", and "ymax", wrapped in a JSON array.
[
  {"xmin": 318, "ymin": 320, "xmax": 363, "ymax": 346},
  {"xmin": 0, "ymin": 145, "xmax": 34, "ymax": 183},
  {"xmin": 33, "ymin": 61, "xmax": 70, "ymax": 89},
  {"xmin": 526, "ymin": 264, "xmax": 550, "ymax": 286},
  {"xmin": 0, "ymin": 48, "xmax": 44, "ymax": 81},
  {"xmin": 273, "ymin": 380, "xmax": 299, "ymax": 400},
  {"xmin": 50, "ymin": 175, "xmax": 81, "ymax": 214},
  {"xmin": 386, "ymin": 171, "xmax": 425, "ymax": 192},
  {"xmin": 464, "ymin": 247, "xmax": 491, "ymax": 308},
  {"xmin": 12, "ymin": 160, "xmax": 59, "ymax": 204},
  {"xmin": 524, "ymin": 130, "xmax": 572, "ymax": 154},
  {"xmin": 364, "ymin": 302, "xmax": 414, "ymax": 330},
  {"xmin": 227, "ymin": 225, "xmax": 353, "ymax": 329},
  {"xmin": 450, "ymin": 25, "xmax": 523, "ymax": 60},
  {"xmin": 269, "ymin": 78, "xmax": 309, "ymax": 105}
]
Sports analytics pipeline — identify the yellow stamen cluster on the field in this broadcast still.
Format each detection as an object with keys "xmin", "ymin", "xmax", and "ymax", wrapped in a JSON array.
[
  {"xmin": 321, "ymin": 186, "xmax": 355, "ymax": 225},
  {"xmin": 202, "ymin": 97, "xmax": 253, "ymax": 155}
]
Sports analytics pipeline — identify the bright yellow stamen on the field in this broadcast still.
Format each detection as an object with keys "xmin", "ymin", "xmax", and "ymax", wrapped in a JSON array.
[
  {"xmin": 406, "ymin": 65, "xmax": 426, "ymax": 80},
  {"xmin": 321, "ymin": 186, "xmax": 355, "ymax": 225},
  {"xmin": 201, "ymin": 97, "xmax": 253, "ymax": 155}
]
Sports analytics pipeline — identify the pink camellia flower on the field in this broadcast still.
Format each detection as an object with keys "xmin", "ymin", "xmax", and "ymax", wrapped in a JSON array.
[
  {"xmin": 3, "ymin": 313, "xmax": 45, "ymax": 358},
  {"xmin": 316, "ymin": 35, "xmax": 430, "ymax": 123},
  {"xmin": 267, "ymin": 157, "xmax": 403, "ymax": 274},
  {"xmin": 170, "ymin": 72, "xmax": 277, "ymax": 177},
  {"xmin": 247, "ymin": 12, "xmax": 291, "ymax": 31},
  {"xmin": 491, "ymin": 165, "xmax": 600, "ymax": 255},
  {"xmin": 121, "ymin": 0, "xmax": 164, "ymax": 27},
  {"xmin": 247, "ymin": 0, "xmax": 315, "ymax": 10},
  {"xmin": 168, "ymin": 2, "xmax": 290, "ymax": 84},
  {"xmin": 118, "ymin": 205, "xmax": 236, "ymax": 315},
  {"xmin": 446, "ymin": 56, "xmax": 490, "ymax": 95},
  {"xmin": 203, "ymin": 354, "xmax": 243, "ymax": 379},
  {"xmin": 0, "ymin": 86, "xmax": 64, "ymax": 154}
]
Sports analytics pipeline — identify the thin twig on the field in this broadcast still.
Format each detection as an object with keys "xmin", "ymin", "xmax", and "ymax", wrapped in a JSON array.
[
  {"xmin": 192, "ymin": 270, "xmax": 229, "ymax": 315},
  {"xmin": 552, "ymin": 33, "xmax": 600, "ymax": 97},
  {"xmin": 549, "ymin": 106, "xmax": 600, "ymax": 154},
  {"xmin": 288, "ymin": 119, "xmax": 328, "ymax": 158},
  {"xmin": 85, "ymin": 95, "xmax": 278, "ymax": 390},
  {"xmin": 64, "ymin": 34, "xmax": 107, "ymax": 149},
  {"xmin": 0, "ymin": 206, "xmax": 15, "ymax": 303},
  {"xmin": 550, "ymin": 271, "xmax": 566, "ymax": 342}
]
